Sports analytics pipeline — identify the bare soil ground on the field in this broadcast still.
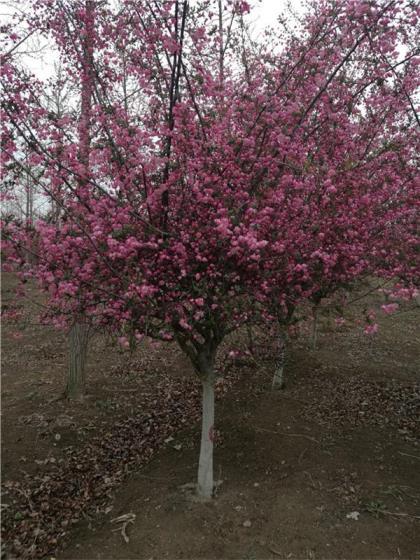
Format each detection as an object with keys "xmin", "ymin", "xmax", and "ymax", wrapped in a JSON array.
[{"xmin": 1, "ymin": 272, "xmax": 419, "ymax": 560}]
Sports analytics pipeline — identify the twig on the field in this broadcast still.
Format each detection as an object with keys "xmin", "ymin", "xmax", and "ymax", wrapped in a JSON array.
[
  {"xmin": 14, "ymin": 487, "xmax": 35, "ymax": 513},
  {"xmin": 268, "ymin": 545, "xmax": 283, "ymax": 556},
  {"xmin": 111, "ymin": 513, "xmax": 136, "ymax": 543},
  {"xmin": 256, "ymin": 427, "xmax": 320, "ymax": 444},
  {"xmin": 298, "ymin": 448, "xmax": 308, "ymax": 464},
  {"xmin": 382, "ymin": 510, "xmax": 420, "ymax": 520},
  {"xmin": 398, "ymin": 486, "xmax": 419, "ymax": 501},
  {"xmin": 398, "ymin": 452, "xmax": 420, "ymax": 461},
  {"xmin": 303, "ymin": 470, "xmax": 317, "ymax": 489}
]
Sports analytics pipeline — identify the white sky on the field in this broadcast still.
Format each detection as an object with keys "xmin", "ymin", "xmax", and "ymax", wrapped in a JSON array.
[
  {"xmin": 255, "ymin": 0, "xmax": 303, "ymax": 29},
  {"xmin": 2, "ymin": 0, "xmax": 303, "ymax": 81}
]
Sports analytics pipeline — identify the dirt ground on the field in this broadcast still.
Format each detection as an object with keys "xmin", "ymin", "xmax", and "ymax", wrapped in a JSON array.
[{"xmin": 1, "ymin": 272, "xmax": 419, "ymax": 559}]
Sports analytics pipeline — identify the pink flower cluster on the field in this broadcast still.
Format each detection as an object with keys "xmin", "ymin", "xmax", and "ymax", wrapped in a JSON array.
[{"xmin": 2, "ymin": 0, "xmax": 418, "ymax": 357}]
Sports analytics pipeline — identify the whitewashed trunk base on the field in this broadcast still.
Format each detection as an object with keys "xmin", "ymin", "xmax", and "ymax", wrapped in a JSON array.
[
  {"xmin": 197, "ymin": 375, "xmax": 215, "ymax": 499},
  {"xmin": 272, "ymin": 365, "xmax": 285, "ymax": 390},
  {"xmin": 272, "ymin": 333, "xmax": 286, "ymax": 390}
]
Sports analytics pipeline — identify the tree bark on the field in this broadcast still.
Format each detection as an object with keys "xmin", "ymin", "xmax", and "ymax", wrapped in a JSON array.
[
  {"xmin": 174, "ymin": 332, "xmax": 219, "ymax": 499},
  {"xmin": 311, "ymin": 306, "xmax": 319, "ymax": 350},
  {"xmin": 246, "ymin": 323, "xmax": 254, "ymax": 355},
  {"xmin": 197, "ymin": 368, "xmax": 216, "ymax": 499},
  {"xmin": 272, "ymin": 332, "xmax": 286, "ymax": 390},
  {"xmin": 63, "ymin": 1, "xmax": 94, "ymax": 402},
  {"xmin": 65, "ymin": 322, "xmax": 89, "ymax": 400}
]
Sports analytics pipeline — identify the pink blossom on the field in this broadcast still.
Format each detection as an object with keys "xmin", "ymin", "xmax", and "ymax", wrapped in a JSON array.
[
  {"xmin": 364, "ymin": 324, "xmax": 379, "ymax": 335},
  {"xmin": 118, "ymin": 336, "xmax": 129, "ymax": 348},
  {"xmin": 381, "ymin": 303, "xmax": 399, "ymax": 315}
]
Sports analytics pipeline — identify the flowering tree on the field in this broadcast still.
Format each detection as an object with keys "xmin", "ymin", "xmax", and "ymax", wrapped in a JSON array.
[
  {"xmin": 246, "ymin": 0, "xmax": 419, "ymax": 361},
  {"xmin": 1, "ymin": 0, "xmax": 102, "ymax": 399},
  {"xmin": 2, "ymin": 0, "xmax": 419, "ymax": 499},
  {"xmin": 2, "ymin": 0, "xmax": 262, "ymax": 497}
]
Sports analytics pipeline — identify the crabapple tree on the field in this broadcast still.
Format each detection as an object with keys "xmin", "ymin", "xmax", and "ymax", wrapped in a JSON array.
[{"xmin": 2, "ymin": 0, "xmax": 419, "ymax": 498}]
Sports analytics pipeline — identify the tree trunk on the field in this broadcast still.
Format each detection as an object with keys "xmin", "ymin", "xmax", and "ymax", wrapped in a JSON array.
[
  {"xmin": 197, "ymin": 371, "xmax": 216, "ymax": 499},
  {"xmin": 173, "ymin": 333, "xmax": 219, "ymax": 499},
  {"xmin": 311, "ymin": 306, "xmax": 318, "ymax": 350},
  {"xmin": 65, "ymin": 322, "xmax": 89, "ymax": 400},
  {"xmin": 64, "ymin": 1, "xmax": 93, "ymax": 403},
  {"xmin": 272, "ymin": 332, "xmax": 286, "ymax": 390},
  {"xmin": 246, "ymin": 323, "xmax": 254, "ymax": 355}
]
